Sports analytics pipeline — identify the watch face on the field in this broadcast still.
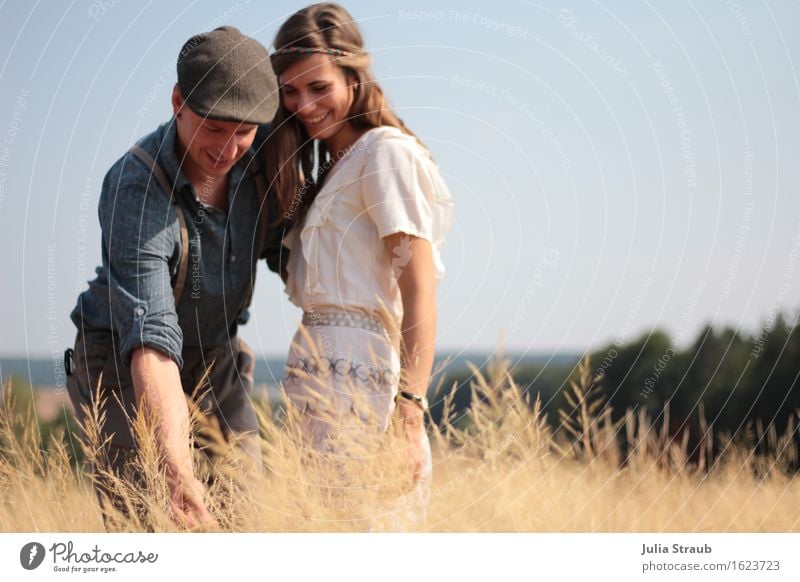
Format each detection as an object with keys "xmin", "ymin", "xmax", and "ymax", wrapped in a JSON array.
[
  {"xmin": 396, "ymin": 391, "xmax": 428, "ymax": 411},
  {"xmin": 411, "ymin": 393, "xmax": 430, "ymax": 412}
]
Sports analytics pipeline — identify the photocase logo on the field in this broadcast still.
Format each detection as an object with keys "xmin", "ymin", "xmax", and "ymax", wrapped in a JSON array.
[{"xmin": 19, "ymin": 542, "xmax": 46, "ymax": 570}]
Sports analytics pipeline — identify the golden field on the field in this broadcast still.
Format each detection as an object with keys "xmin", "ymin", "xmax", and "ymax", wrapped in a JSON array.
[{"xmin": 1, "ymin": 357, "xmax": 799, "ymax": 533}]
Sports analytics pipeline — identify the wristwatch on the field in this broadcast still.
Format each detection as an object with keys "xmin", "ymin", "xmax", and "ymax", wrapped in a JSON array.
[{"xmin": 395, "ymin": 390, "xmax": 429, "ymax": 412}]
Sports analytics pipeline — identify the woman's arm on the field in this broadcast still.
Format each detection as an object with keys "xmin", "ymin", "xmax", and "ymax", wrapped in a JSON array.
[{"xmin": 383, "ymin": 232, "xmax": 437, "ymax": 427}]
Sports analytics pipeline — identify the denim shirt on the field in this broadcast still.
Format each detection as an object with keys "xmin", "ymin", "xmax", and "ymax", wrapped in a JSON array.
[{"xmin": 71, "ymin": 120, "xmax": 282, "ymax": 369}]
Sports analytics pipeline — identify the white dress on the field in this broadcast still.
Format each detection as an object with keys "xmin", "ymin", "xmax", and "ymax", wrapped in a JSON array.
[{"xmin": 281, "ymin": 126, "xmax": 454, "ymax": 530}]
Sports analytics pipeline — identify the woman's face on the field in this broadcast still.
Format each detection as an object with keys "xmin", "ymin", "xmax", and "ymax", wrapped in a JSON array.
[{"xmin": 279, "ymin": 53, "xmax": 356, "ymax": 149}]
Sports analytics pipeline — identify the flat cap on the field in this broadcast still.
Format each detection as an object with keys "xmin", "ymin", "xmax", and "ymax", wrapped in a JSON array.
[{"xmin": 177, "ymin": 26, "xmax": 278, "ymax": 124}]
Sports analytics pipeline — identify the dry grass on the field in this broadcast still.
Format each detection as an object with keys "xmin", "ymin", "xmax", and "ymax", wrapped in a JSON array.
[{"xmin": 1, "ymin": 355, "xmax": 799, "ymax": 532}]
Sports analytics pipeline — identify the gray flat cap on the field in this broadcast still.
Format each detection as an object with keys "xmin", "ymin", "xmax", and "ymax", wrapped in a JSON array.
[{"xmin": 177, "ymin": 26, "xmax": 278, "ymax": 124}]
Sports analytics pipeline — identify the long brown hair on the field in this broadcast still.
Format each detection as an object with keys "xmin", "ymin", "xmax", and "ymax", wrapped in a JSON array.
[{"xmin": 268, "ymin": 2, "xmax": 423, "ymax": 223}]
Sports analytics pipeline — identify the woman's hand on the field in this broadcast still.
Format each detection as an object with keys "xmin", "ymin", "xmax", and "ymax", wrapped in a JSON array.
[{"xmin": 397, "ymin": 400, "xmax": 427, "ymax": 486}]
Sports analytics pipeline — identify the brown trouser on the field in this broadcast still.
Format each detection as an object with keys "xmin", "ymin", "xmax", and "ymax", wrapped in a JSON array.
[{"xmin": 65, "ymin": 329, "xmax": 261, "ymax": 528}]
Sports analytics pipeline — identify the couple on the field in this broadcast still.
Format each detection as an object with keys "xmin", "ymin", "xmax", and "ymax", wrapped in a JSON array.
[{"xmin": 65, "ymin": 3, "xmax": 454, "ymax": 532}]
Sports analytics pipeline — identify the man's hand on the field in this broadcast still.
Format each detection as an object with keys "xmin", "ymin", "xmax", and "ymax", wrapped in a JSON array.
[
  {"xmin": 167, "ymin": 469, "xmax": 219, "ymax": 530},
  {"xmin": 131, "ymin": 347, "xmax": 217, "ymax": 529}
]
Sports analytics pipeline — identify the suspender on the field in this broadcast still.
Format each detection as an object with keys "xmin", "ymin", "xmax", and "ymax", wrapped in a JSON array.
[
  {"xmin": 127, "ymin": 145, "xmax": 269, "ymax": 312},
  {"xmin": 128, "ymin": 145, "xmax": 190, "ymax": 307}
]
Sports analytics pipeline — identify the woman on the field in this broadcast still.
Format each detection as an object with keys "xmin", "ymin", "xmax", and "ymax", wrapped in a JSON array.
[{"xmin": 267, "ymin": 3, "xmax": 454, "ymax": 530}]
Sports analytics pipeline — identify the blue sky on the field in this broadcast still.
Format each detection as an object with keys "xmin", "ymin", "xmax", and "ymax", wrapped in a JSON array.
[{"xmin": 1, "ymin": 0, "xmax": 799, "ymax": 360}]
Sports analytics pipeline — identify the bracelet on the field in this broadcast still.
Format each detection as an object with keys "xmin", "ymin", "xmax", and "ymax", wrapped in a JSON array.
[{"xmin": 395, "ymin": 390, "xmax": 429, "ymax": 413}]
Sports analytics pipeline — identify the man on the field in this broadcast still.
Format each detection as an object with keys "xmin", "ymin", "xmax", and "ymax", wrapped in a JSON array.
[{"xmin": 65, "ymin": 26, "xmax": 284, "ymax": 530}]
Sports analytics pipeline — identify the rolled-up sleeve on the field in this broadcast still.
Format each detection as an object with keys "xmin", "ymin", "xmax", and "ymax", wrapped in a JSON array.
[{"xmin": 98, "ymin": 158, "xmax": 184, "ymax": 368}]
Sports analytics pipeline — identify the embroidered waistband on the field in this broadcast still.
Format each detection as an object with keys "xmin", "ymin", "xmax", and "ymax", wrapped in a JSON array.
[{"xmin": 302, "ymin": 310, "xmax": 386, "ymax": 335}]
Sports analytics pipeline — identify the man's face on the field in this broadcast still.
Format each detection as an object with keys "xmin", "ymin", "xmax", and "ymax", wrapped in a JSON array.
[{"xmin": 172, "ymin": 86, "xmax": 258, "ymax": 178}]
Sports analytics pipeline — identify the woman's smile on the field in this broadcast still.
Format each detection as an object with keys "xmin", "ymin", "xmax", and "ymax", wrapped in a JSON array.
[{"xmin": 301, "ymin": 111, "xmax": 330, "ymax": 126}]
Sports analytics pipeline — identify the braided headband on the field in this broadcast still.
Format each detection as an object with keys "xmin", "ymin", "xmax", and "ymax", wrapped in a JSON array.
[{"xmin": 271, "ymin": 46, "xmax": 353, "ymax": 57}]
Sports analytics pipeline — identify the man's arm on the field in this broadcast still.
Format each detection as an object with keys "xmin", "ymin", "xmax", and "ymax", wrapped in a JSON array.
[
  {"xmin": 130, "ymin": 347, "xmax": 215, "ymax": 529},
  {"xmin": 99, "ymin": 158, "xmax": 213, "ymax": 527},
  {"xmin": 261, "ymin": 189, "xmax": 291, "ymax": 281},
  {"xmin": 254, "ymin": 124, "xmax": 290, "ymax": 280}
]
